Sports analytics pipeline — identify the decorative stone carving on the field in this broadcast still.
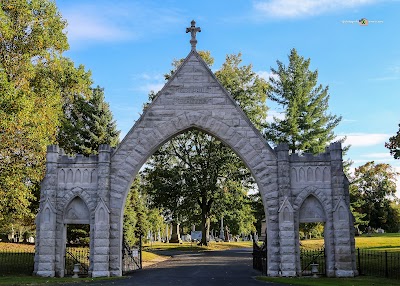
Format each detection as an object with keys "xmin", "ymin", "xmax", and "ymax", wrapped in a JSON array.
[
  {"xmin": 290, "ymin": 166, "xmax": 331, "ymax": 183},
  {"xmin": 334, "ymin": 197, "xmax": 349, "ymax": 222},
  {"xmin": 299, "ymin": 195, "xmax": 326, "ymax": 223},
  {"xmin": 64, "ymin": 197, "xmax": 90, "ymax": 224},
  {"xmin": 95, "ymin": 198, "xmax": 110, "ymax": 225},
  {"xmin": 279, "ymin": 197, "xmax": 294, "ymax": 223},
  {"xmin": 40, "ymin": 199, "xmax": 57, "ymax": 228}
]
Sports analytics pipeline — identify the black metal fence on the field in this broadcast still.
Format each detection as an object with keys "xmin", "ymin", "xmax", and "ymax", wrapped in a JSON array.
[
  {"xmin": 122, "ymin": 236, "xmax": 142, "ymax": 274},
  {"xmin": 64, "ymin": 246, "xmax": 90, "ymax": 276},
  {"xmin": 0, "ymin": 249, "xmax": 35, "ymax": 275},
  {"xmin": 252, "ymin": 246, "xmax": 400, "ymax": 279},
  {"xmin": 357, "ymin": 248, "xmax": 400, "ymax": 279},
  {"xmin": 300, "ymin": 247, "xmax": 326, "ymax": 276},
  {"xmin": 252, "ymin": 242, "xmax": 267, "ymax": 275}
]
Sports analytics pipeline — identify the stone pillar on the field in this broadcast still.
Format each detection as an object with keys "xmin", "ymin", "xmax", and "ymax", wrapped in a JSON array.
[
  {"xmin": 224, "ymin": 226, "xmax": 230, "ymax": 242},
  {"xmin": 278, "ymin": 198, "xmax": 296, "ymax": 276},
  {"xmin": 219, "ymin": 216, "xmax": 225, "ymax": 240},
  {"xmin": 330, "ymin": 142, "xmax": 355, "ymax": 277},
  {"xmin": 169, "ymin": 222, "xmax": 182, "ymax": 243},
  {"xmin": 92, "ymin": 199, "xmax": 110, "ymax": 277},
  {"xmin": 275, "ymin": 143, "xmax": 295, "ymax": 276},
  {"xmin": 93, "ymin": 145, "xmax": 111, "ymax": 277},
  {"xmin": 35, "ymin": 145, "xmax": 59, "ymax": 277},
  {"xmin": 97, "ymin": 145, "xmax": 111, "ymax": 202}
]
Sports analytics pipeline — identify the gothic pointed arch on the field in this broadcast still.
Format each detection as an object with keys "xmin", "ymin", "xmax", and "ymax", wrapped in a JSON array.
[
  {"xmin": 64, "ymin": 196, "xmax": 90, "ymax": 224},
  {"xmin": 108, "ymin": 49, "xmax": 279, "ymax": 276}
]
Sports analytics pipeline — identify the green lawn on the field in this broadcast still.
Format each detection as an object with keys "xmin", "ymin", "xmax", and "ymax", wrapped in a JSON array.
[
  {"xmin": 143, "ymin": 241, "xmax": 253, "ymax": 252},
  {"xmin": 301, "ymin": 233, "xmax": 400, "ymax": 252},
  {"xmin": 0, "ymin": 276, "xmax": 123, "ymax": 285},
  {"xmin": 257, "ymin": 276, "xmax": 400, "ymax": 286}
]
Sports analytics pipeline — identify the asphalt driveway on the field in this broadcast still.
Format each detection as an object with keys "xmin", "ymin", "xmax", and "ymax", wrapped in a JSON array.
[{"xmin": 64, "ymin": 248, "xmax": 289, "ymax": 286}]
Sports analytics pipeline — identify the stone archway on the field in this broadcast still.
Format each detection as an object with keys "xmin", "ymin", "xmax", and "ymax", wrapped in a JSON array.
[
  {"xmin": 107, "ymin": 49, "xmax": 280, "ymax": 276},
  {"xmin": 34, "ymin": 22, "xmax": 356, "ymax": 278}
]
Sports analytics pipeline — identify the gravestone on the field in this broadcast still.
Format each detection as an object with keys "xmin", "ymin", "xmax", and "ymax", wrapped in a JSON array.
[{"xmin": 169, "ymin": 222, "xmax": 182, "ymax": 243}]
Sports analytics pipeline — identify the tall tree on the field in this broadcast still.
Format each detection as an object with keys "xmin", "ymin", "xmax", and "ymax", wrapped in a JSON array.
[
  {"xmin": 58, "ymin": 86, "xmax": 120, "ymax": 155},
  {"xmin": 124, "ymin": 177, "xmax": 165, "ymax": 246},
  {"xmin": 351, "ymin": 161, "xmax": 399, "ymax": 232},
  {"xmin": 0, "ymin": 0, "xmax": 82, "ymax": 228},
  {"xmin": 124, "ymin": 178, "xmax": 148, "ymax": 247},
  {"xmin": 264, "ymin": 48, "xmax": 342, "ymax": 154},
  {"xmin": 142, "ymin": 52, "xmax": 268, "ymax": 245},
  {"xmin": 385, "ymin": 123, "xmax": 400, "ymax": 159}
]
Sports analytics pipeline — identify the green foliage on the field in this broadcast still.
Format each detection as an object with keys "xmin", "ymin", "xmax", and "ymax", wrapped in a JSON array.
[
  {"xmin": 350, "ymin": 161, "xmax": 400, "ymax": 232},
  {"xmin": 349, "ymin": 183, "xmax": 369, "ymax": 229},
  {"xmin": 215, "ymin": 53, "xmax": 268, "ymax": 130},
  {"xmin": 123, "ymin": 178, "xmax": 165, "ymax": 247},
  {"xmin": 67, "ymin": 224, "xmax": 90, "ymax": 246},
  {"xmin": 264, "ymin": 48, "xmax": 342, "ymax": 154},
  {"xmin": 0, "ymin": 0, "xmax": 74, "ymax": 227},
  {"xmin": 222, "ymin": 196, "xmax": 256, "ymax": 236},
  {"xmin": 248, "ymin": 192, "xmax": 265, "ymax": 235},
  {"xmin": 58, "ymin": 86, "xmax": 120, "ymax": 155},
  {"xmin": 299, "ymin": 223, "xmax": 324, "ymax": 239},
  {"xmin": 385, "ymin": 123, "xmax": 400, "ymax": 159}
]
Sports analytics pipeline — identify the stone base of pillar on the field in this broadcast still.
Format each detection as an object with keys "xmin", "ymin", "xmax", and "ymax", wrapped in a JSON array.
[
  {"xmin": 335, "ymin": 270, "xmax": 355, "ymax": 277},
  {"xmin": 326, "ymin": 269, "xmax": 335, "ymax": 277},
  {"xmin": 267, "ymin": 270, "xmax": 280, "ymax": 276},
  {"xmin": 92, "ymin": 271, "xmax": 110, "ymax": 277},
  {"xmin": 280, "ymin": 270, "xmax": 296, "ymax": 277},
  {"xmin": 35, "ymin": 270, "xmax": 55, "ymax": 277},
  {"xmin": 109, "ymin": 270, "xmax": 122, "ymax": 277}
]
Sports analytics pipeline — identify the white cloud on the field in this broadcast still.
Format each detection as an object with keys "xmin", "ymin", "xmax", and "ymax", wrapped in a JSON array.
[
  {"xmin": 360, "ymin": 152, "xmax": 392, "ymax": 159},
  {"xmin": 61, "ymin": 3, "xmax": 184, "ymax": 45},
  {"xmin": 266, "ymin": 110, "xmax": 285, "ymax": 123},
  {"xmin": 63, "ymin": 8, "xmax": 134, "ymax": 43},
  {"xmin": 338, "ymin": 133, "xmax": 389, "ymax": 147},
  {"xmin": 256, "ymin": 70, "xmax": 278, "ymax": 82},
  {"xmin": 131, "ymin": 72, "xmax": 165, "ymax": 94},
  {"xmin": 140, "ymin": 83, "xmax": 164, "ymax": 94},
  {"xmin": 369, "ymin": 76, "xmax": 399, "ymax": 81},
  {"xmin": 253, "ymin": 0, "xmax": 378, "ymax": 19}
]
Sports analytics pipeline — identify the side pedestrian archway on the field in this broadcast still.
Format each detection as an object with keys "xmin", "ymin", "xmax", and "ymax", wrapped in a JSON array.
[{"xmin": 34, "ymin": 21, "xmax": 356, "ymax": 278}]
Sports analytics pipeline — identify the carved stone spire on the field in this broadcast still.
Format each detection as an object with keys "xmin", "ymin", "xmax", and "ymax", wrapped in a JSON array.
[{"xmin": 186, "ymin": 20, "xmax": 201, "ymax": 51}]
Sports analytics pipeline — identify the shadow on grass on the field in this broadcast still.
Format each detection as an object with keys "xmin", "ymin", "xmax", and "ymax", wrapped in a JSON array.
[
  {"xmin": 0, "ymin": 275, "xmax": 125, "ymax": 285},
  {"xmin": 256, "ymin": 276, "xmax": 400, "ymax": 286}
]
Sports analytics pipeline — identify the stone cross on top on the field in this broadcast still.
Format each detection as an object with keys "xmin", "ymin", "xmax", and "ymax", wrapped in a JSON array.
[{"xmin": 186, "ymin": 20, "xmax": 201, "ymax": 51}]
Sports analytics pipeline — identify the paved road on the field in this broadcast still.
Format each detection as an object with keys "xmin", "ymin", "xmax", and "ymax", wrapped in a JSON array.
[{"xmin": 67, "ymin": 248, "xmax": 287, "ymax": 286}]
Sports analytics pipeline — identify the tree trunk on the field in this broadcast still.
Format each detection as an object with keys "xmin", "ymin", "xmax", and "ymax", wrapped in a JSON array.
[{"xmin": 200, "ymin": 205, "xmax": 209, "ymax": 246}]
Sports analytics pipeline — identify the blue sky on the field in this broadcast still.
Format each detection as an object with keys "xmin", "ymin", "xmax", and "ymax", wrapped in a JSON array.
[{"xmin": 56, "ymin": 0, "xmax": 400, "ymax": 195}]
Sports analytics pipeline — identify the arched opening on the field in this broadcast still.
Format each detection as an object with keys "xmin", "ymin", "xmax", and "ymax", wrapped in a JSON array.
[
  {"xmin": 63, "ymin": 196, "xmax": 91, "ymax": 277},
  {"xmin": 296, "ymin": 194, "xmax": 328, "ymax": 276},
  {"xmin": 121, "ymin": 128, "xmax": 264, "ymax": 271}
]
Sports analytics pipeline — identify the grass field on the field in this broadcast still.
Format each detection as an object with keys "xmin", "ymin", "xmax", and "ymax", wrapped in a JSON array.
[
  {"xmin": 257, "ymin": 276, "xmax": 400, "ymax": 286},
  {"xmin": 300, "ymin": 233, "xmax": 400, "ymax": 251},
  {"xmin": 143, "ymin": 241, "xmax": 253, "ymax": 252}
]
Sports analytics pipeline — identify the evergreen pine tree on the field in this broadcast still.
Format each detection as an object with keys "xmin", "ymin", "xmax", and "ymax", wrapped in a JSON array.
[
  {"xmin": 58, "ymin": 86, "xmax": 120, "ymax": 155},
  {"xmin": 264, "ymin": 48, "xmax": 341, "ymax": 154}
]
